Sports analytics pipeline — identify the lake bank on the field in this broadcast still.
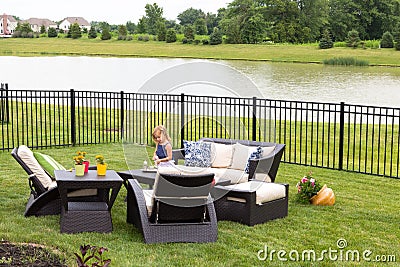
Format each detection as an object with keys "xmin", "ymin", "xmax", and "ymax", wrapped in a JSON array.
[{"xmin": 1, "ymin": 38, "xmax": 400, "ymax": 66}]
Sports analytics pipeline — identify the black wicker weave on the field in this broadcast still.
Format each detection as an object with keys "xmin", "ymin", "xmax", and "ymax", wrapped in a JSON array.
[
  {"xmin": 212, "ymin": 183, "xmax": 289, "ymax": 226},
  {"xmin": 126, "ymin": 173, "xmax": 218, "ymax": 244},
  {"xmin": 55, "ymin": 170, "xmax": 122, "ymax": 233}
]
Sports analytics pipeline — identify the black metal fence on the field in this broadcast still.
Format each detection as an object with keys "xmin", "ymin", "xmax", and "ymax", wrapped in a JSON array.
[{"xmin": 1, "ymin": 85, "xmax": 399, "ymax": 178}]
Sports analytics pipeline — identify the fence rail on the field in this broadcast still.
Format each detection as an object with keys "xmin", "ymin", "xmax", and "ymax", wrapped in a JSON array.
[{"xmin": 1, "ymin": 84, "xmax": 399, "ymax": 178}]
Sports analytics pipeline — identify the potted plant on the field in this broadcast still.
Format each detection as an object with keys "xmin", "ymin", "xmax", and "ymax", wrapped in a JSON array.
[
  {"xmin": 295, "ymin": 172, "xmax": 335, "ymax": 206},
  {"xmin": 95, "ymin": 155, "xmax": 107, "ymax": 176},
  {"xmin": 73, "ymin": 152, "xmax": 86, "ymax": 176}
]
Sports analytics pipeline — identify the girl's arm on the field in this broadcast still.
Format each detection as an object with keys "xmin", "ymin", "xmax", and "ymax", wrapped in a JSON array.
[{"xmin": 153, "ymin": 144, "xmax": 159, "ymax": 160}]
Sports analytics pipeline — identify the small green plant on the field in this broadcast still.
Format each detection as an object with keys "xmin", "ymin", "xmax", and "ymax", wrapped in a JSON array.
[
  {"xmin": 295, "ymin": 172, "xmax": 322, "ymax": 204},
  {"xmin": 323, "ymin": 57, "xmax": 369, "ymax": 66},
  {"xmin": 95, "ymin": 154, "xmax": 105, "ymax": 165},
  {"xmin": 74, "ymin": 244, "xmax": 111, "ymax": 267}
]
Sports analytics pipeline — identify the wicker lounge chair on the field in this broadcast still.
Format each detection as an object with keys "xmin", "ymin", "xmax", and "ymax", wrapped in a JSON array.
[
  {"xmin": 11, "ymin": 146, "xmax": 100, "ymax": 217},
  {"xmin": 126, "ymin": 172, "xmax": 217, "ymax": 243}
]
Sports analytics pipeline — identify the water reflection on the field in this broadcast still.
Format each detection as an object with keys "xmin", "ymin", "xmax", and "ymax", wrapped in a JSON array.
[{"xmin": 1, "ymin": 56, "xmax": 399, "ymax": 107}]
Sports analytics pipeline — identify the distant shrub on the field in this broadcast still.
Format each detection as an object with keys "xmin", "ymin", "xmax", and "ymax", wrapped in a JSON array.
[
  {"xmin": 323, "ymin": 57, "xmax": 369, "ymax": 66},
  {"xmin": 166, "ymin": 29, "xmax": 177, "ymax": 43},
  {"xmin": 319, "ymin": 29, "xmax": 333, "ymax": 49},
  {"xmin": 202, "ymin": 39, "xmax": 209, "ymax": 45},
  {"xmin": 363, "ymin": 40, "xmax": 380, "ymax": 49},
  {"xmin": 333, "ymin": 42, "xmax": 346, "ymax": 47},
  {"xmin": 182, "ymin": 37, "xmax": 188, "ymax": 44},
  {"xmin": 118, "ymin": 35, "xmax": 126, "ymax": 40},
  {"xmin": 126, "ymin": 35, "xmax": 133, "ymax": 41},
  {"xmin": 380, "ymin": 31, "xmax": 394, "ymax": 48}
]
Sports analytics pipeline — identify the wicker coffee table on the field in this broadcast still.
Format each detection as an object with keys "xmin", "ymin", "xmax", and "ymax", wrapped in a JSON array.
[{"xmin": 55, "ymin": 170, "xmax": 123, "ymax": 233}]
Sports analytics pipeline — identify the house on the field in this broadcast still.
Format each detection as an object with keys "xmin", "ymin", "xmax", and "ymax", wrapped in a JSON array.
[
  {"xmin": 20, "ymin": 18, "xmax": 57, "ymax": 33},
  {"xmin": 59, "ymin": 17, "xmax": 90, "ymax": 32},
  {"xmin": 0, "ymin": 13, "xmax": 18, "ymax": 37}
]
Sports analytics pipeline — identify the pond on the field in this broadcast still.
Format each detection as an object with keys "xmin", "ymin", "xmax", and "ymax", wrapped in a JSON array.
[{"xmin": 1, "ymin": 56, "xmax": 399, "ymax": 107}]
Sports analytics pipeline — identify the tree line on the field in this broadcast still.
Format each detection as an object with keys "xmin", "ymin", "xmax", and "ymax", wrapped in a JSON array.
[{"xmin": 11, "ymin": 0, "xmax": 400, "ymax": 47}]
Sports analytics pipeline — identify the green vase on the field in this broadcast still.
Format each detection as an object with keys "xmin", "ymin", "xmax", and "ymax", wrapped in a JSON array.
[{"xmin": 75, "ymin": 164, "xmax": 85, "ymax": 176}]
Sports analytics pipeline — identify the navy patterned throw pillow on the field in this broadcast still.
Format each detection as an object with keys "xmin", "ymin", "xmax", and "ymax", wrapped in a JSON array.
[
  {"xmin": 183, "ymin": 140, "xmax": 212, "ymax": 167},
  {"xmin": 244, "ymin": 146, "xmax": 263, "ymax": 173}
]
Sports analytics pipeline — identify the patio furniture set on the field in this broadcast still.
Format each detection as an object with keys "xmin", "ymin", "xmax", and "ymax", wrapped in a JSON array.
[{"xmin": 12, "ymin": 138, "xmax": 288, "ymax": 243}]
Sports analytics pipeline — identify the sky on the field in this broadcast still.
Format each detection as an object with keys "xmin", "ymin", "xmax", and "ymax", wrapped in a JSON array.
[{"xmin": 2, "ymin": 0, "xmax": 231, "ymax": 25}]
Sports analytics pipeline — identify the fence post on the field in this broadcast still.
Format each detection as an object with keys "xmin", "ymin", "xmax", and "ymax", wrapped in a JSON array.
[
  {"xmin": 0, "ymin": 83, "xmax": 9, "ymax": 123},
  {"xmin": 252, "ymin": 96, "xmax": 257, "ymax": 141},
  {"xmin": 120, "ymin": 91, "xmax": 124, "ymax": 140},
  {"xmin": 180, "ymin": 93, "xmax": 185, "ymax": 148},
  {"xmin": 338, "ymin": 102, "xmax": 345, "ymax": 170},
  {"xmin": 70, "ymin": 89, "xmax": 76, "ymax": 146}
]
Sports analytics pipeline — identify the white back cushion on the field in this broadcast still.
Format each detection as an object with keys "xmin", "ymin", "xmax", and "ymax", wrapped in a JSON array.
[
  {"xmin": 17, "ymin": 145, "xmax": 55, "ymax": 189},
  {"xmin": 210, "ymin": 143, "xmax": 234, "ymax": 168}
]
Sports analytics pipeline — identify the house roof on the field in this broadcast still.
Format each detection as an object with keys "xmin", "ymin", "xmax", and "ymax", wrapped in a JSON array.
[
  {"xmin": 63, "ymin": 17, "xmax": 90, "ymax": 26},
  {"xmin": 1, "ymin": 14, "xmax": 17, "ymax": 22},
  {"xmin": 21, "ymin": 18, "xmax": 57, "ymax": 27}
]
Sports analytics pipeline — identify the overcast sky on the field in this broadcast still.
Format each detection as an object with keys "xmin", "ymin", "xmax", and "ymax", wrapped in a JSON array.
[{"xmin": 2, "ymin": 0, "xmax": 231, "ymax": 25}]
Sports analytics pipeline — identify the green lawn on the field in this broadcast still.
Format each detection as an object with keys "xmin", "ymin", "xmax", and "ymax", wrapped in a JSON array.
[
  {"xmin": 1, "ymin": 37, "xmax": 400, "ymax": 66},
  {"xmin": 1, "ymin": 143, "xmax": 399, "ymax": 266}
]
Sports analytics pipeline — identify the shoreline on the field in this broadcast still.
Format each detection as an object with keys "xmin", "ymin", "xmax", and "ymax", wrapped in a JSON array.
[{"xmin": 1, "ymin": 38, "xmax": 400, "ymax": 67}]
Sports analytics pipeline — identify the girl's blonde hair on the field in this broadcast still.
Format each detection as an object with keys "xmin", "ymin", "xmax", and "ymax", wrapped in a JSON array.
[{"xmin": 152, "ymin": 125, "xmax": 171, "ymax": 143}]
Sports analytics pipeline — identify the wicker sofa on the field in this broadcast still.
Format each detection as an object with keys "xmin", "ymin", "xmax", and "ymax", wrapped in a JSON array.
[{"xmin": 172, "ymin": 138, "xmax": 288, "ymax": 226}]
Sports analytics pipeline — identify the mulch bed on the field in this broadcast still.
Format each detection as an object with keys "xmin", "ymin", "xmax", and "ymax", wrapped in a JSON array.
[{"xmin": 0, "ymin": 241, "xmax": 67, "ymax": 267}]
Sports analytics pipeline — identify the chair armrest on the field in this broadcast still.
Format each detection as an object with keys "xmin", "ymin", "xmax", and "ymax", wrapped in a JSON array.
[{"xmin": 172, "ymin": 148, "xmax": 185, "ymax": 163}]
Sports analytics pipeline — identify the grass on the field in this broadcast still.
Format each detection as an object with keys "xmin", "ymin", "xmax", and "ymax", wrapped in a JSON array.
[
  {"xmin": 1, "ymin": 143, "xmax": 399, "ymax": 266},
  {"xmin": 1, "ymin": 37, "xmax": 400, "ymax": 66}
]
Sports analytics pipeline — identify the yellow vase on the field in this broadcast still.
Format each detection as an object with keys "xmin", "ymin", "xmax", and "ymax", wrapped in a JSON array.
[
  {"xmin": 97, "ymin": 164, "xmax": 107, "ymax": 176},
  {"xmin": 310, "ymin": 184, "xmax": 335, "ymax": 206},
  {"xmin": 75, "ymin": 164, "xmax": 85, "ymax": 176}
]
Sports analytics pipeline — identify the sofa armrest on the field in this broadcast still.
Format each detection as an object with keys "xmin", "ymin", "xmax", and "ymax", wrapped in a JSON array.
[
  {"xmin": 248, "ymin": 144, "xmax": 285, "ymax": 183},
  {"xmin": 172, "ymin": 148, "xmax": 185, "ymax": 163}
]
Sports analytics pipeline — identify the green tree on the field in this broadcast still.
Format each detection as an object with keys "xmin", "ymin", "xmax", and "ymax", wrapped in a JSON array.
[
  {"xmin": 136, "ymin": 17, "xmax": 147, "ymax": 34},
  {"xmin": 40, "ymin": 25, "xmax": 46, "ymax": 34},
  {"xmin": 346, "ymin": 29, "xmax": 361, "ymax": 48},
  {"xmin": 297, "ymin": 0, "xmax": 329, "ymax": 42},
  {"xmin": 220, "ymin": 0, "xmax": 266, "ymax": 44},
  {"xmin": 165, "ymin": 28, "xmax": 177, "ymax": 43},
  {"xmin": 209, "ymin": 27, "xmax": 223, "ymax": 45},
  {"xmin": 194, "ymin": 18, "xmax": 207, "ymax": 35},
  {"xmin": 183, "ymin": 25, "xmax": 195, "ymax": 41},
  {"xmin": 70, "ymin": 23, "xmax": 82, "ymax": 39},
  {"xmin": 144, "ymin": 3, "xmax": 164, "ymax": 35},
  {"xmin": 157, "ymin": 21, "xmax": 167, "ymax": 41},
  {"xmin": 241, "ymin": 13, "xmax": 265, "ymax": 43},
  {"xmin": 14, "ymin": 22, "xmax": 33, "ymax": 35},
  {"xmin": 319, "ymin": 29, "xmax": 333, "ymax": 49},
  {"xmin": 126, "ymin": 21, "xmax": 136, "ymax": 34},
  {"xmin": 101, "ymin": 25, "xmax": 112, "ymax": 40},
  {"xmin": 47, "ymin": 27, "xmax": 57, "ymax": 38},
  {"xmin": 118, "ymin": 25, "xmax": 128, "ymax": 38},
  {"xmin": 88, "ymin": 26, "xmax": 97, "ymax": 39},
  {"xmin": 205, "ymin": 12, "xmax": 219, "ymax": 35},
  {"xmin": 177, "ymin": 8, "xmax": 205, "ymax": 26},
  {"xmin": 380, "ymin": 31, "xmax": 394, "ymax": 48}
]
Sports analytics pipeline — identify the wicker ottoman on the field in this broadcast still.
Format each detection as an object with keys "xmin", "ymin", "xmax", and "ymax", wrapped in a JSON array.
[{"xmin": 212, "ymin": 181, "xmax": 289, "ymax": 226}]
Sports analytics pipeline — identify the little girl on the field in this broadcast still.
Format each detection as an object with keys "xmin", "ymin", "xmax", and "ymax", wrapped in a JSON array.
[{"xmin": 152, "ymin": 125, "xmax": 174, "ymax": 166}]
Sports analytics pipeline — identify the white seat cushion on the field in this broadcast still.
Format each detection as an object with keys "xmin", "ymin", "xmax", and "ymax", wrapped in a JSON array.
[
  {"xmin": 17, "ymin": 145, "xmax": 55, "ymax": 189},
  {"xmin": 143, "ymin": 189, "xmax": 154, "ymax": 216},
  {"xmin": 224, "ymin": 181, "xmax": 286, "ymax": 205}
]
